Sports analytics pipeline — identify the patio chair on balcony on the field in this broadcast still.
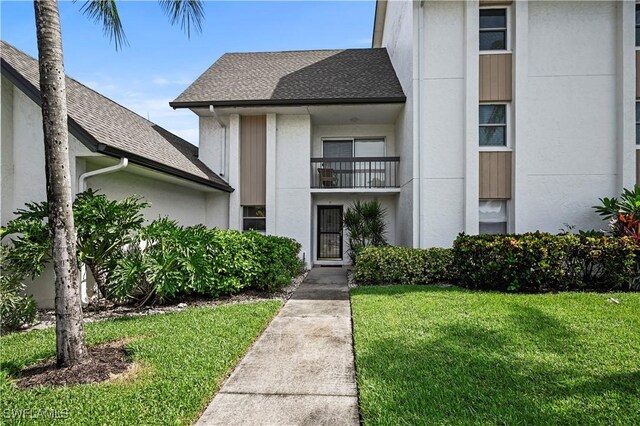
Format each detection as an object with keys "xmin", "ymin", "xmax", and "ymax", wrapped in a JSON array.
[{"xmin": 318, "ymin": 167, "xmax": 337, "ymax": 188}]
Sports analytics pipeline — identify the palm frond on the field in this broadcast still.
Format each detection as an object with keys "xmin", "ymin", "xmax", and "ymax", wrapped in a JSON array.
[
  {"xmin": 79, "ymin": 0, "xmax": 128, "ymax": 50},
  {"xmin": 158, "ymin": 0, "xmax": 205, "ymax": 38}
]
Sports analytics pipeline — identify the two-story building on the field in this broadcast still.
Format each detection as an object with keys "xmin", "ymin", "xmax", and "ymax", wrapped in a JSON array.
[
  {"xmin": 173, "ymin": 0, "xmax": 637, "ymax": 265},
  {"xmin": 170, "ymin": 49, "xmax": 407, "ymax": 265}
]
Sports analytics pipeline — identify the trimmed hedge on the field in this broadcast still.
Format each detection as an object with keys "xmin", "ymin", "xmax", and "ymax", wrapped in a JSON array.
[
  {"xmin": 354, "ymin": 246, "xmax": 453, "ymax": 285},
  {"xmin": 453, "ymin": 232, "xmax": 638, "ymax": 292},
  {"xmin": 354, "ymin": 232, "xmax": 639, "ymax": 293},
  {"xmin": 110, "ymin": 219, "xmax": 303, "ymax": 303}
]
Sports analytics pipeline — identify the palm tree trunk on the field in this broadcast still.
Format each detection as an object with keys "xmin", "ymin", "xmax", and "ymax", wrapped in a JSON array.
[{"xmin": 34, "ymin": 0, "xmax": 87, "ymax": 367}]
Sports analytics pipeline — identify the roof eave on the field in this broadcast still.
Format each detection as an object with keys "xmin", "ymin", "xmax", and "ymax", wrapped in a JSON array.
[
  {"xmin": 170, "ymin": 96, "xmax": 407, "ymax": 109},
  {"xmin": 96, "ymin": 144, "xmax": 234, "ymax": 193},
  {"xmin": 372, "ymin": 0, "xmax": 388, "ymax": 48},
  {"xmin": 1, "ymin": 59, "xmax": 233, "ymax": 193}
]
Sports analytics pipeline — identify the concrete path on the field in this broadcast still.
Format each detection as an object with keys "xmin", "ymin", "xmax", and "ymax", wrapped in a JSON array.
[{"xmin": 196, "ymin": 267, "xmax": 359, "ymax": 426}]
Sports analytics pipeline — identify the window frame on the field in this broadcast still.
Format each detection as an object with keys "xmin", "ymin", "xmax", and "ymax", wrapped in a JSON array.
[
  {"xmin": 636, "ymin": 3, "xmax": 640, "ymax": 49},
  {"xmin": 321, "ymin": 137, "xmax": 387, "ymax": 158},
  {"xmin": 479, "ymin": 102, "xmax": 510, "ymax": 151},
  {"xmin": 242, "ymin": 205, "xmax": 266, "ymax": 232},
  {"xmin": 479, "ymin": 199, "xmax": 509, "ymax": 235},
  {"xmin": 479, "ymin": 6, "xmax": 511, "ymax": 54}
]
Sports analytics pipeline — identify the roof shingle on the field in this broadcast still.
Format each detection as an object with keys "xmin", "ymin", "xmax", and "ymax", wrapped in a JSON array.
[
  {"xmin": 0, "ymin": 41, "xmax": 232, "ymax": 192},
  {"xmin": 171, "ymin": 48, "xmax": 405, "ymax": 107}
]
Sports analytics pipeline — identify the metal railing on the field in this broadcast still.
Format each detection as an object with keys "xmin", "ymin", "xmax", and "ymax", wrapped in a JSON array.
[{"xmin": 310, "ymin": 157, "xmax": 400, "ymax": 189}]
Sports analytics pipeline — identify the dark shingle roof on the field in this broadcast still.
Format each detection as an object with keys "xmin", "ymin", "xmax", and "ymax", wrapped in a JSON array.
[
  {"xmin": 0, "ymin": 41, "xmax": 232, "ymax": 192},
  {"xmin": 170, "ymin": 48, "xmax": 405, "ymax": 108}
]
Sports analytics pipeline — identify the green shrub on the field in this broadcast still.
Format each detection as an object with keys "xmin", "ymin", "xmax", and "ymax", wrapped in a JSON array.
[
  {"xmin": 246, "ymin": 232, "xmax": 303, "ymax": 291},
  {"xmin": 453, "ymin": 232, "xmax": 638, "ymax": 292},
  {"xmin": 0, "ymin": 245, "xmax": 37, "ymax": 331},
  {"xmin": 355, "ymin": 246, "xmax": 453, "ymax": 285},
  {"xmin": 110, "ymin": 220, "xmax": 302, "ymax": 304},
  {"xmin": 1, "ymin": 191, "xmax": 149, "ymax": 300}
]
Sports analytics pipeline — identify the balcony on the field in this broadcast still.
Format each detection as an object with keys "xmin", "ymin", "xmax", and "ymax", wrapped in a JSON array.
[{"xmin": 310, "ymin": 157, "xmax": 400, "ymax": 190}]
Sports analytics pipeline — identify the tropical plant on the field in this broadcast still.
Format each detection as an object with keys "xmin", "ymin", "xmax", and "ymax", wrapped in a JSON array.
[
  {"xmin": 32, "ymin": 0, "xmax": 205, "ymax": 366},
  {"xmin": 344, "ymin": 200, "xmax": 388, "ymax": 264},
  {"xmin": 1, "ymin": 202, "xmax": 51, "ymax": 279},
  {"xmin": 74, "ymin": 189, "xmax": 148, "ymax": 298},
  {"xmin": 594, "ymin": 186, "xmax": 640, "ymax": 238},
  {"xmin": 0, "ymin": 244, "xmax": 37, "ymax": 331}
]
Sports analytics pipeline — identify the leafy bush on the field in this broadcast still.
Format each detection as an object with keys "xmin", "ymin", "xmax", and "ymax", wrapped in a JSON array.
[
  {"xmin": 355, "ymin": 246, "xmax": 453, "ymax": 285},
  {"xmin": 110, "ymin": 220, "xmax": 302, "ymax": 304},
  {"xmin": 594, "ymin": 186, "xmax": 640, "ymax": 241},
  {"xmin": 245, "ymin": 232, "xmax": 303, "ymax": 292},
  {"xmin": 0, "ymin": 245, "xmax": 37, "ymax": 331},
  {"xmin": 453, "ymin": 232, "xmax": 638, "ymax": 292},
  {"xmin": 74, "ymin": 189, "xmax": 148, "ymax": 297},
  {"xmin": 344, "ymin": 200, "xmax": 388, "ymax": 264},
  {"xmin": 1, "ymin": 190, "xmax": 149, "ymax": 299}
]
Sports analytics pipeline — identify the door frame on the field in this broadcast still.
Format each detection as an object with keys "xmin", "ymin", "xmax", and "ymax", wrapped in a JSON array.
[{"xmin": 316, "ymin": 205, "xmax": 344, "ymax": 261}]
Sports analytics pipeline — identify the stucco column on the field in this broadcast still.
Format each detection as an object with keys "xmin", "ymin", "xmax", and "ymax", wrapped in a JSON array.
[
  {"xmin": 265, "ymin": 113, "xmax": 277, "ymax": 234},
  {"xmin": 617, "ymin": 0, "xmax": 636, "ymax": 190},
  {"xmin": 228, "ymin": 114, "xmax": 241, "ymax": 230},
  {"xmin": 513, "ymin": 0, "xmax": 528, "ymax": 233},
  {"xmin": 463, "ymin": 0, "xmax": 480, "ymax": 234}
]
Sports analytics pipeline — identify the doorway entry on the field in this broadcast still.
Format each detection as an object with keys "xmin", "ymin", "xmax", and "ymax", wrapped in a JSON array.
[{"xmin": 317, "ymin": 206, "xmax": 343, "ymax": 260}]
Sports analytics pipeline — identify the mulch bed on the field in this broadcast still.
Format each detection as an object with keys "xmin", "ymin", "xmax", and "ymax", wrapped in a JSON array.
[{"xmin": 16, "ymin": 340, "xmax": 132, "ymax": 389}]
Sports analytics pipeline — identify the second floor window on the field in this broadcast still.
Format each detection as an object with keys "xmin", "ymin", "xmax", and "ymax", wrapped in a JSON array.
[
  {"xmin": 480, "ymin": 8, "xmax": 507, "ymax": 51},
  {"xmin": 636, "ymin": 4, "xmax": 640, "ymax": 47},
  {"xmin": 479, "ymin": 104, "xmax": 507, "ymax": 147}
]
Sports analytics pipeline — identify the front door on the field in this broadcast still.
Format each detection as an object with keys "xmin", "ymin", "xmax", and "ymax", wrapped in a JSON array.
[{"xmin": 317, "ymin": 206, "xmax": 343, "ymax": 260}]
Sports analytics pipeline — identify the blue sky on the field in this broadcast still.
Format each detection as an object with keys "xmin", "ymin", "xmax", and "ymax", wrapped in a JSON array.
[{"xmin": 1, "ymin": 0, "xmax": 375, "ymax": 144}]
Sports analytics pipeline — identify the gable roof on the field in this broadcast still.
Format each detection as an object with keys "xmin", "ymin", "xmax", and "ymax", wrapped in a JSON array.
[
  {"xmin": 0, "ymin": 41, "xmax": 232, "ymax": 192},
  {"xmin": 170, "ymin": 48, "xmax": 406, "ymax": 108}
]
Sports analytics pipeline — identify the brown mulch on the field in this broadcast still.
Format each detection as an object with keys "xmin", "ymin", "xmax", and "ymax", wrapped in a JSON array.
[{"xmin": 16, "ymin": 340, "xmax": 132, "ymax": 389}]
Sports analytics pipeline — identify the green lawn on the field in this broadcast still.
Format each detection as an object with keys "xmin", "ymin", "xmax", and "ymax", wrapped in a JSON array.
[
  {"xmin": 1, "ymin": 301, "xmax": 281, "ymax": 425},
  {"xmin": 351, "ymin": 286, "xmax": 640, "ymax": 425}
]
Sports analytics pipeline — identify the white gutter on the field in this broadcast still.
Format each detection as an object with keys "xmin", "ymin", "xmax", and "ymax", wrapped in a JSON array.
[
  {"xmin": 77, "ymin": 157, "xmax": 128, "ymax": 304},
  {"xmin": 210, "ymin": 105, "xmax": 227, "ymax": 177}
]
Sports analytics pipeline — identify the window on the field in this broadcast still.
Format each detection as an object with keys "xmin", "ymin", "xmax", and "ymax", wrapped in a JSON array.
[
  {"xmin": 479, "ymin": 104, "xmax": 507, "ymax": 147},
  {"xmin": 636, "ymin": 4, "xmax": 640, "ymax": 47},
  {"xmin": 480, "ymin": 8, "xmax": 507, "ymax": 51},
  {"xmin": 242, "ymin": 206, "xmax": 266, "ymax": 232},
  {"xmin": 637, "ymin": 102, "xmax": 640, "ymax": 145},
  {"xmin": 322, "ymin": 138, "xmax": 386, "ymax": 158},
  {"xmin": 479, "ymin": 200, "xmax": 507, "ymax": 234}
]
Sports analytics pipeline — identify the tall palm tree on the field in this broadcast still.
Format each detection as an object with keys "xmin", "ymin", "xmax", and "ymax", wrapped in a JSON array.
[{"xmin": 33, "ymin": 0, "xmax": 204, "ymax": 367}]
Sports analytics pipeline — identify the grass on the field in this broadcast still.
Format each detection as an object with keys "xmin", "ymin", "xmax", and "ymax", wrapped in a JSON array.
[
  {"xmin": 351, "ymin": 286, "xmax": 640, "ymax": 425},
  {"xmin": 0, "ymin": 301, "xmax": 281, "ymax": 425}
]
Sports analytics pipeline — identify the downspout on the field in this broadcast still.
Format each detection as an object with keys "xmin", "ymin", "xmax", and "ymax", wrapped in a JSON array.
[
  {"xmin": 210, "ymin": 105, "xmax": 227, "ymax": 177},
  {"xmin": 77, "ymin": 157, "xmax": 128, "ymax": 304}
]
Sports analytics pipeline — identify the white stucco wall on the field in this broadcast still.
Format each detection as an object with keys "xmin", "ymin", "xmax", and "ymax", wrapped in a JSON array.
[
  {"xmin": 419, "ymin": 0, "xmax": 466, "ymax": 247},
  {"xmin": 514, "ymin": 0, "xmax": 620, "ymax": 233},
  {"xmin": 380, "ymin": 0, "xmax": 415, "ymax": 248},
  {"xmin": 198, "ymin": 115, "xmax": 228, "ymax": 178},
  {"xmin": 273, "ymin": 114, "xmax": 312, "ymax": 266},
  {"xmin": 311, "ymin": 193, "xmax": 397, "ymax": 265},
  {"xmin": 1, "ymin": 76, "xmax": 15, "ymax": 225},
  {"xmin": 88, "ymin": 169, "xmax": 214, "ymax": 226}
]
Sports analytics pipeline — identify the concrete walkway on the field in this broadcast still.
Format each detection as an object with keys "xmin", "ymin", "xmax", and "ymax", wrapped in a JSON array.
[{"xmin": 196, "ymin": 267, "xmax": 359, "ymax": 426}]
